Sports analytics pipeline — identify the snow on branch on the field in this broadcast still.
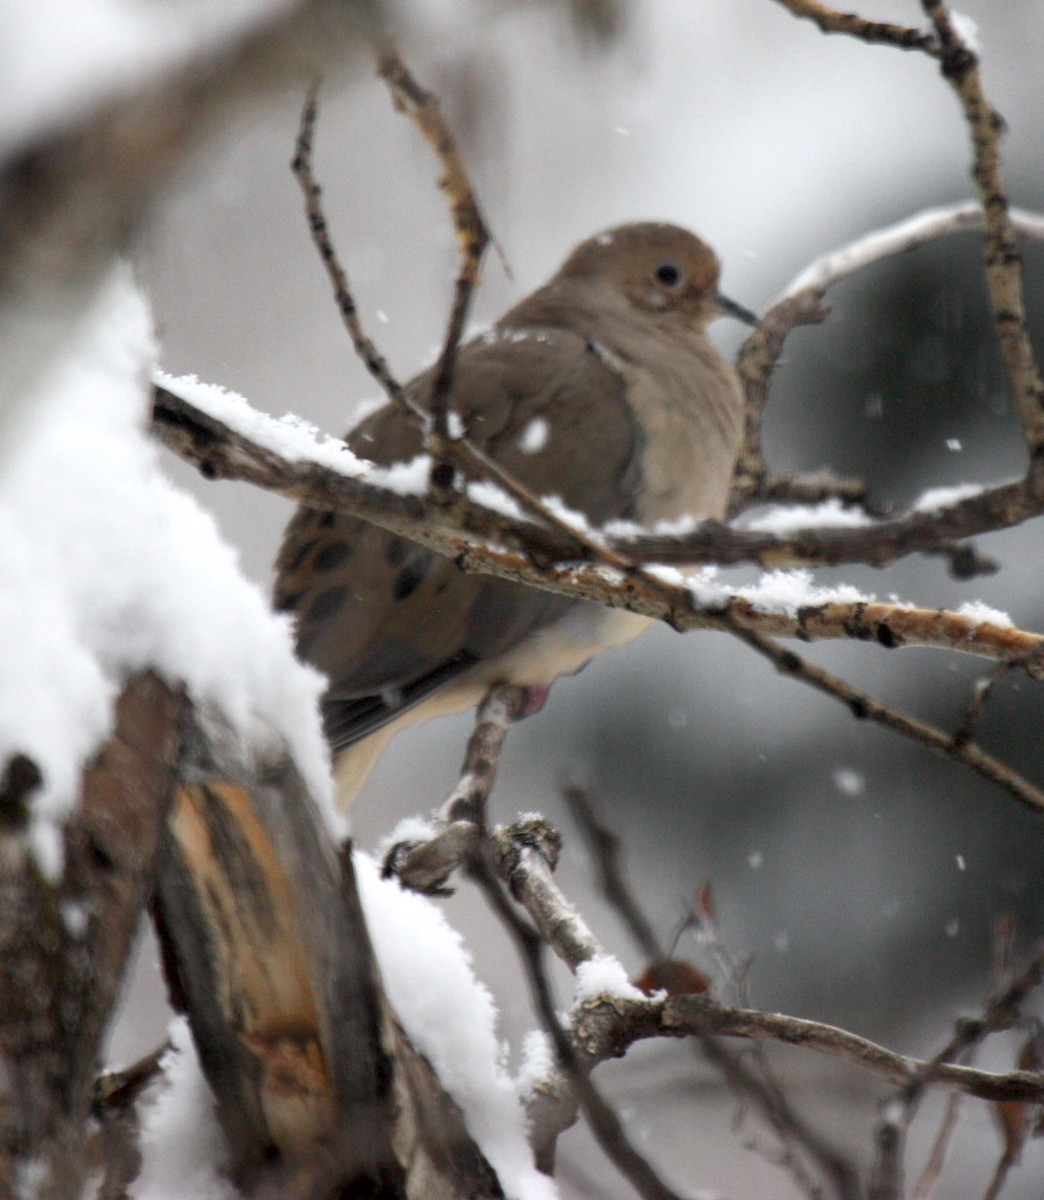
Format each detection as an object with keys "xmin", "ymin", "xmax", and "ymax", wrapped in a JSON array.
[
  {"xmin": 781, "ymin": 202, "xmax": 1044, "ymax": 298},
  {"xmin": 151, "ymin": 378, "xmax": 1044, "ymax": 676}
]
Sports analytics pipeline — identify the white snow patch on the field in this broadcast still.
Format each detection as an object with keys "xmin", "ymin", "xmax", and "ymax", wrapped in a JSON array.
[
  {"xmin": 574, "ymin": 954, "xmax": 644, "ymax": 1003},
  {"xmin": 372, "ymin": 454, "xmax": 431, "ymax": 496},
  {"xmin": 746, "ymin": 498, "xmax": 873, "ymax": 535},
  {"xmin": 466, "ymin": 479, "xmax": 528, "ymax": 521},
  {"xmin": 655, "ymin": 565, "xmax": 879, "ymax": 619},
  {"xmin": 136, "ymin": 1018, "xmax": 237, "ymax": 1200},
  {"xmin": 911, "ymin": 482, "xmax": 983, "ymax": 512},
  {"xmin": 832, "ymin": 767, "xmax": 865, "ymax": 797},
  {"xmin": 515, "ymin": 1030, "xmax": 555, "ymax": 1101},
  {"xmin": 61, "ymin": 902, "xmax": 90, "ymax": 937},
  {"xmin": 379, "ymin": 815, "xmax": 441, "ymax": 856},
  {"xmin": 738, "ymin": 570, "xmax": 870, "ymax": 616},
  {"xmin": 2, "ymin": 269, "xmax": 339, "ymax": 877},
  {"xmin": 956, "ymin": 600, "xmax": 1013, "ymax": 629},
  {"xmin": 518, "ymin": 417, "xmax": 549, "ymax": 454},
  {"xmin": 355, "ymin": 853, "xmax": 558, "ymax": 1200},
  {"xmin": 646, "ymin": 564, "xmax": 689, "ymax": 590},
  {"xmin": 157, "ymin": 370, "xmax": 369, "ymax": 475},
  {"xmin": 950, "ymin": 12, "xmax": 981, "ymax": 53},
  {"xmin": 603, "ymin": 512, "xmax": 705, "ymax": 540},
  {"xmin": 540, "ymin": 496, "xmax": 602, "ymax": 542}
]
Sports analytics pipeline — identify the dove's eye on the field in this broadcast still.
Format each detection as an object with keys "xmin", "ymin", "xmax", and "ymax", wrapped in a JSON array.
[{"xmin": 654, "ymin": 261, "xmax": 684, "ymax": 289}]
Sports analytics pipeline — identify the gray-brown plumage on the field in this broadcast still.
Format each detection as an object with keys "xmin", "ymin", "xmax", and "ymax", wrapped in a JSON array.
[{"xmin": 274, "ymin": 222, "xmax": 754, "ymax": 808}]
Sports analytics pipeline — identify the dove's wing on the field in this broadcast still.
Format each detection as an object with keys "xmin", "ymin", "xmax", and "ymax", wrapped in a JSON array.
[{"xmin": 274, "ymin": 326, "xmax": 643, "ymax": 753}]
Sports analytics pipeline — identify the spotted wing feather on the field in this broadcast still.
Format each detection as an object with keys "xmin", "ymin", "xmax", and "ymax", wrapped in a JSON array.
[{"xmin": 274, "ymin": 327, "xmax": 642, "ymax": 753}]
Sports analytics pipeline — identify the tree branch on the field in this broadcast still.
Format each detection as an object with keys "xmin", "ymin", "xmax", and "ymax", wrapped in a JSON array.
[
  {"xmin": 0, "ymin": 673, "xmax": 185, "ymax": 1200},
  {"xmin": 920, "ymin": 1, "xmax": 1044, "ymax": 465},
  {"xmin": 150, "ymin": 384, "xmax": 1044, "ymax": 672},
  {"xmin": 770, "ymin": 0, "xmax": 938, "ymax": 51}
]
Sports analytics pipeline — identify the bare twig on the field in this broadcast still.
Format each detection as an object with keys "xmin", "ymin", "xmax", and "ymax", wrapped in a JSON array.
[
  {"xmin": 292, "ymin": 84, "xmax": 409, "ymax": 412},
  {"xmin": 561, "ymin": 778, "xmax": 662, "ymax": 964},
  {"xmin": 919, "ymin": 2, "xmax": 1044, "ymax": 465},
  {"xmin": 562, "ymin": 787, "xmax": 860, "ymax": 1200},
  {"xmin": 952, "ymin": 661, "xmax": 1016, "ymax": 749},
  {"xmin": 571, "ymin": 990, "xmax": 1044, "ymax": 1106},
  {"xmin": 91, "ymin": 1041, "xmax": 172, "ymax": 1200},
  {"xmin": 869, "ymin": 942, "xmax": 1044, "ymax": 1200},
  {"xmin": 730, "ymin": 202, "xmax": 1044, "ymax": 516},
  {"xmin": 981, "ymin": 1151, "xmax": 1016, "ymax": 1200},
  {"xmin": 383, "ymin": 685, "xmax": 527, "ymax": 893},
  {"xmin": 911, "ymin": 1087, "xmax": 965, "ymax": 1200},
  {"xmin": 93, "ymin": 1042, "xmax": 171, "ymax": 1116},
  {"xmin": 731, "ymin": 623, "xmax": 1044, "ymax": 819},
  {"xmin": 912, "ymin": 918, "xmax": 1017, "ymax": 1200},
  {"xmin": 770, "ymin": 0, "xmax": 938, "ymax": 50},
  {"xmin": 774, "ymin": 0, "xmax": 1044, "ymax": 470},
  {"xmin": 375, "ymin": 42, "xmax": 491, "ymax": 496},
  {"xmin": 730, "ymin": 290, "xmax": 830, "ymax": 507},
  {"xmin": 467, "ymin": 835, "xmax": 690, "ymax": 1200},
  {"xmin": 289, "ymin": 83, "xmax": 631, "ymax": 567},
  {"xmin": 492, "ymin": 816, "xmax": 605, "ymax": 972}
]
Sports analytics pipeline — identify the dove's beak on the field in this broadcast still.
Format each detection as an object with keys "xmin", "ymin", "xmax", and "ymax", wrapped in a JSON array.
[{"xmin": 712, "ymin": 291, "xmax": 760, "ymax": 328}]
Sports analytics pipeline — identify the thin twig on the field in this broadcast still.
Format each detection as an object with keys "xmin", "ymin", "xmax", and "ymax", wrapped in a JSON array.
[
  {"xmin": 730, "ymin": 203, "xmax": 1044, "ymax": 516},
  {"xmin": 290, "ymin": 82, "xmax": 633, "ymax": 567},
  {"xmin": 912, "ymin": 916, "xmax": 1016, "ymax": 1200},
  {"xmin": 563, "ymin": 784, "xmax": 859, "ymax": 1200},
  {"xmin": 868, "ymin": 942, "xmax": 1044, "ymax": 1200},
  {"xmin": 952, "ymin": 661, "xmax": 1016, "ymax": 749},
  {"xmin": 152, "ymin": 383, "xmax": 1044, "ymax": 669},
  {"xmin": 919, "ymin": 2, "xmax": 1044, "ymax": 465},
  {"xmin": 981, "ymin": 1151, "xmax": 1016, "ymax": 1200},
  {"xmin": 92, "ymin": 1042, "xmax": 171, "ymax": 1115},
  {"xmin": 375, "ymin": 42, "xmax": 490, "ymax": 498},
  {"xmin": 730, "ymin": 290, "xmax": 830, "ymax": 507},
  {"xmin": 911, "ymin": 1087, "xmax": 965, "ymax": 1200},
  {"xmin": 467, "ymin": 836, "xmax": 690, "ymax": 1200},
  {"xmin": 775, "ymin": 1, "xmax": 1044, "ymax": 473},
  {"xmin": 561, "ymin": 778, "xmax": 662, "ymax": 964},
  {"xmin": 383, "ymin": 684, "xmax": 527, "ymax": 893},
  {"xmin": 571, "ymin": 990, "xmax": 1044, "ymax": 1105},
  {"xmin": 729, "ymin": 622, "xmax": 1044, "ymax": 818},
  {"xmin": 291, "ymin": 84, "xmax": 409, "ymax": 412},
  {"xmin": 771, "ymin": 0, "xmax": 939, "ymax": 50}
]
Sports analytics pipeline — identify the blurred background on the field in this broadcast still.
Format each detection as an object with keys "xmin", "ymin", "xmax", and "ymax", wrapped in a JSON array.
[{"xmin": 129, "ymin": 1, "xmax": 1044, "ymax": 1194}]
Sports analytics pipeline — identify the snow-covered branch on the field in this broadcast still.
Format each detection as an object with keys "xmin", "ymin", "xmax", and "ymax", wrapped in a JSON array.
[{"xmin": 151, "ymin": 381, "xmax": 1044, "ymax": 672}]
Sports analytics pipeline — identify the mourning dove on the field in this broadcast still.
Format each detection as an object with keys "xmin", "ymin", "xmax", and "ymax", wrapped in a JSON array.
[{"xmin": 274, "ymin": 222, "xmax": 754, "ymax": 808}]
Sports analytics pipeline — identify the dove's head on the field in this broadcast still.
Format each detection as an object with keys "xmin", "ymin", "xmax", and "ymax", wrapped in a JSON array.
[{"xmin": 553, "ymin": 222, "xmax": 757, "ymax": 333}]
